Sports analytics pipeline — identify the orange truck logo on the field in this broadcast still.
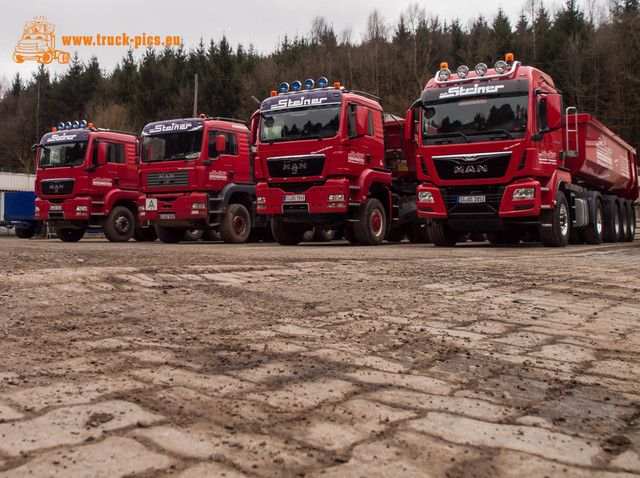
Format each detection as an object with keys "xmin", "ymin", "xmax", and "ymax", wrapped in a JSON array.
[{"xmin": 13, "ymin": 16, "xmax": 70, "ymax": 64}]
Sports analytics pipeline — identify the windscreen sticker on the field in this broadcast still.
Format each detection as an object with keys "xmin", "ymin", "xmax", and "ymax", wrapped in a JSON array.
[
  {"xmin": 439, "ymin": 84, "xmax": 505, "ymax": 99},
  {"xmin": 46, "ymin": 133, "xmax": 77, "ymax": 142}
]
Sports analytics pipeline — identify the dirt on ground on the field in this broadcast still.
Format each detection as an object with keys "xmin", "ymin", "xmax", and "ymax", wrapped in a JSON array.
[{"xmin": 0, "ymin": 236, "xmax": 639, "ymax": 477}]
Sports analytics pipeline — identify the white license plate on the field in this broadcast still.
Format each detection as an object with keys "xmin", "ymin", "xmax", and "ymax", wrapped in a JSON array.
[
  {"xmin": 284, "ymin": 195, "xmax": 305, "ymax": 202},
  {"xmin": 49, "ymin": 205, "xmax": 62, "ymax": 211},
  {"xmin": 457, "ymin": 195, "xmax": 486, "ymax": 204},
  {"xmin": 159, "ymin": 214, "xmax": 175, "ymax": 219}
]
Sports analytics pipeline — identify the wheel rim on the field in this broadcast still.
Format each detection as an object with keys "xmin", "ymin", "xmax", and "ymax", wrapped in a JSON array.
[
  {"xmin": 115, "ymin": 215, "xmax": 131, "ymax": 235},
  {"xmin": 596, "ymin": 207, "xmax": 603, "ymax": 235},
  {"xmin": 371, "ymin": 209, "xmax": 383, "ymax": 237},
  {"xmin": 233, "ymin": 215, "xmax": 247, "ymax": 235},
  {"xmin": 559, "ymin": 203, "xmax": 569, "ymax": 237}
]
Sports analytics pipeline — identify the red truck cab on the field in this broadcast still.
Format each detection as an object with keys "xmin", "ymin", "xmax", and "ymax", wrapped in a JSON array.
[
  {"xmin": 137, "ymin": 116, "xmax": 268, "ymax": 243},
  {"xmin": 34, "ymin": 121, "xmax": 151, "ymax": 242},
  {"xmin": 252, "ymin": 78, "xmax": 422, "ymax": 245},
  {"xmin": 408, "ymin": 55, "xmax": 638, "ymax": 246}
]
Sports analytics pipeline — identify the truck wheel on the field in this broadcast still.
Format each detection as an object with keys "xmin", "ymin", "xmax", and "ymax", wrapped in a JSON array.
[
  {"xmin": 354, "ymin": 198, "xmax": 386, "ymax": 245},
  {"xmin": 15, "ymin": 227, "xmax": 35, "ymax": 239},
  {"xmin": 271, "ymin": 216, "xmax": 305, "ymax": 245},
  {"xmin": 57, "ymin": 228, "xmax": 85, "ymax": 242},
  {"xmin": 313, "ymin": 229, "xmax": 335, "ymax": 242},
  {"xmin": 202, "ymin": 229, "xmax": 221, "ymax": 241},
  {"xmin": 582, "ymin": 199, "xmax": 604, "ymax": 244},
  {"xmin": 385, "ymin": 227, "xmax": 405, "ymax": 243},
  {"xmin": 42, "ymin": 52, "xmax": 53, "ymax": 64},
  {"xmin": 155, "ymin": 224, "xmax": 185, "ymax": 243},
  {"xmin": 603, "ymin": 199, "xmax": 621, "ymax": 243},
  {"xmin": 103, "ymin": 206, "xmax": 135, "ymax": 242},
  {"xmin": 540, "ymin": 193, "xmax": 570, "ymax": 247},
  {"xmin": 431, "ymin": 223, "xmax": 457, "ymax": 246},
  {"xmin": 133, "ymin": 226, "xmax": 157, "ymax": 242},
  {"xmin": 184, "ymin": 229, "xmax": 203, "ymax": 241},
  {"xmin": 406, "ymin": 223, "xmax": 431, "ymax": 243},
  {"xmin": 343, "ymin": 225, "xmax": 358, "ymax": 244},
  {"xmin": 220, "ymin": 203, "xmax": 251, "ymax": 243},
  {"xmin": 618, "ymin": 200, "xmax": 629, "ymax": 242},
  {"xmin": 625, "ymin": 201, "xmax": 636, "ymax": 242}
]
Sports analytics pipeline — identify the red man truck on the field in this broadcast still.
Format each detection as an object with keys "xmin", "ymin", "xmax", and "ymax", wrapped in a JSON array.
[
  {"xmin": 407, "ymin": 54, "xmax": 638, "ymax": 246},
  {"xmin": 35, "ymin": 121, "xmax": 154, "ymax": 242},
  {"xmin": 137, "ymin": 116, "xmax": 269, "ymax": 243},
  {"xmin": 251, "ymin": 77, "xmax": 426, "ymax": 245}
]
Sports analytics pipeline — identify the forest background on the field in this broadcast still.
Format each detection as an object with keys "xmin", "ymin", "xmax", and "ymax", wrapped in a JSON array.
[{"xmin": 1, "ymin": 0, "xmax": 638, "ymax": 173}]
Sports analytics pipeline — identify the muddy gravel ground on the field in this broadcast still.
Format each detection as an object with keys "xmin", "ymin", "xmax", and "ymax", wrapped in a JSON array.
[{"xmin": 0, "ymin": 236, "xmax": 639, "ymax": 477}]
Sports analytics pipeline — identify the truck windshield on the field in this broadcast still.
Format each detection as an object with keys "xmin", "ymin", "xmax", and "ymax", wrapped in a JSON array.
[
  {"xmin": 39, "ymin": 142, "xmax": 87, "ymax": 168},
  {"xmin": 142, "ymin": 131, "xmax": 203, "ymax": 162},
  {"xmin": 261, "ymin": 106, "xmax": 341, "ymax": 143},
  {"xmin": 422, "ymin": 93, "xmax": 528, "ymax": 144}
]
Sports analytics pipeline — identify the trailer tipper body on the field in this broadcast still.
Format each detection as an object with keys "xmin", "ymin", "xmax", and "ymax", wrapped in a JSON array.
[
  {"xmin": 137, "ymin": 117, "xmax": 269, "ymax": 243},
  {"xmin": 34, "ymin": 122, "xmax": 153, "ymax": 242},
  {"xmin": 252, "ymin": 78, "xmax": 425, "ymax": 245},
  {"xmin": 409, "ymin": 55, "xmax": 638, "ymax": 246}
]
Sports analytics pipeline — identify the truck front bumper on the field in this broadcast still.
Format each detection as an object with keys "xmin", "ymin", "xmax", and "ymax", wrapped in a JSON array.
[
  {"xmin": 256, "ymin": 178, "xmax": 350, "ymax": 215},
  {"xmin": 138, "ymin": 192, "xmax": 208, "ymax": 226},
  {"xmin": 35, "ymin": 197, "xmax": 92, "ymax": 222},
  {"xmin": 417, "ymin": 179, "xmax": 542, "ymax": 219}
]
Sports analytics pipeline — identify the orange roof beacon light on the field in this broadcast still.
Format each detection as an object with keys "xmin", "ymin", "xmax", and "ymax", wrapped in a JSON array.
[
  {"xmin": 334, "ymin": 82, "xmax": 341, "ymax": 89},
  {"xmin": 505, "ymin": 53, "xmax": 514, "ymax": 64},
  {"xmin": 438, "ymin": 62, "xmax": 451, "ymax": 81},
  {"xmin": 270, "ymin": 90, "xmax": 277, "ymax": 97}
]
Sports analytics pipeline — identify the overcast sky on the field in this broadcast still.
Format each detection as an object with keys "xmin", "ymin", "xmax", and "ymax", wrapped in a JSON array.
[{"xmin": 2, "ymin": 0, "xmax": 569, "ymax": 89}]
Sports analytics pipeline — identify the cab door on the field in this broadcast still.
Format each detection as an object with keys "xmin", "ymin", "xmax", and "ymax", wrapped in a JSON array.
[{"xmin": 204, "ymin": 129, "xmax": 242, "ymax": 189}]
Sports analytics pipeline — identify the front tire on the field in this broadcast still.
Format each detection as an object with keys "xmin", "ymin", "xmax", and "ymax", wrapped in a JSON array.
[
  {"xmin": 431, "ymin": 223, "xmax": 457, "ymax": 246},
  {"xmin": 271, "ymin": 216, "xmax": 305, "ymax": 245},
  {"xmin": 353, "ymin": 198, "xmax": 386, "ymax": 245},
  {"xmin": 57, "ymin": 228, "xmax": 85, "ymax": 242},
  {"xmin": 104, "ymin": 206, "xmax": 135, "ymax": 242},
  {"xmin": 220, "ymin": 203, "xmax": 251, "ymax": 244},
  {"xmin": 133, "ymin": 226, "xmax": 157, "ymax": 242},
  {"xmin": 540, "ymin": 193, "xmax": 570, "ymax": 247},
  {"xmin": 155, "ymin": 224, "xmax": 185, "ymax": 243}
]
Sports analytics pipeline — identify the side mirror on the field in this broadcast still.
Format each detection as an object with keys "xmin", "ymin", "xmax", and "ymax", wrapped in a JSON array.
[
  {"xmin": 31, "ymin": 143, "xmax": 39, "ymax": 152},
  {"xmin": 355, "ymin": 105, "xmax": 368, "ymax": 137},
  {"xmin": 250, "ymin": 110, "xmax": 260, "ymax": 145},
  {"xmin": 216, "ymin": 134, "xmax": 226, "ymax": 153},
  {"xmin": 404, "ymin": 109, "xmax": 415, "ymax": 141},
  {"xmin": 546, "ymin": 94, "xmax": 562, "ymax": 130}
]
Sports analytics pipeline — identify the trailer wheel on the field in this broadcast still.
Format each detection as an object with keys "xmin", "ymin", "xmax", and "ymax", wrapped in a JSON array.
[
  {"xmin": 271, "ymin": 216, "xmax": 305, "ymax": 245},
  {"xmin": 618, "ymin": 200, "xmax": 629, "ymax": 242},
  {"xmin": 603, "ymin": 199, "xmax": 621, "ymax": 243},
  {"xmin": 406, "ymin": 223, "xmax": 431, "ymax": 243},
  {"xmin": 133, "ymin": 226, "xmax": 157, "ymax": 242},
  {"xmin": 625, "ymin": 201, "xmax": 636, "ymax": 242},
  {"xmin": 103, "ymin": 206, "xmax": 135, "ymax": 242},
  {"xmin": 155, "ymin": 224, "xmax": 185, "ymax": 243},
  {"xmin": 354, "ymin": 198, "xmax": 386, "ymax": 245},
  {"xmin": 540, "ymin": 193, "xmax": 570, "ymax": 247},
  {"xmin": 220, "ymin": 203, "xmax": 251, "ymax": 243},
  {"xmin": 431, "ymin": 223, "xmax": 458, "ymax": 247},
  {"xmin": 57, "ymin": 228, "xmax": 85, "ymax": 242},
  {"xmin": 582, "ymin": 199, "xmax": 604, "ymax": 244}
]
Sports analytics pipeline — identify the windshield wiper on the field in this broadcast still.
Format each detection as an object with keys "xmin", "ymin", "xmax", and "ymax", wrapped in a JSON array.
[
  {"xmin": 468, "ymin": 129, "xmax": 514, "ymax": 139},
  {"xmin": 427, "ymin": 132, "xmax": 471, "ymax": 143},
  {"xmin": 268, "ymin": 138, "xmax": 292, "ymax": 144}
]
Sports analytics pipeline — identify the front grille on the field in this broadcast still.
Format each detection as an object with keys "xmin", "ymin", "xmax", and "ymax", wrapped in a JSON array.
[
  {"xmin": 433, "ymin": 152, "xmax": 511, "ymax": 180},
  {"xmin": 268, "ymin": 181, "xmax": 323, "ymax": 193},
  {"xmin": 146, "ymin": 171, "xmax": 189, "ymax": 188},
  {"xmin": 41, "ymin": 179, "xmax": 74, "ymax": 195},
  {"xmin": 442, "ymin": 186, "xmax": 506, "ymax": 217},
  {"xmin": 267, "ymin": 155, "xmax": 325, "ymax": 178}
]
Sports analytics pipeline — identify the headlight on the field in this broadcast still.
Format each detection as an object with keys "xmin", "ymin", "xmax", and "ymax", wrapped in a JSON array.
[
  {"xmin": 35, "ymin": 206, "xmax": 40, "ymax": 213},
  {"xmin": 76, "ymin": 205, "xmax": 88, "ymax": 212},
  {"xmin": 418, "ymin": 191, "xmax": 434, "ymax": 203},
  {"xmin": 494, "ymin": 60, "xmax": 507, "ymax": 74},
  {"xmin": 438, "ymin": 68, "xmax": 451, "ymax": 81},
  {"xmin": 257, "ymin": 197, "xmax": 265, "ymax": 203},
  {"xmin": 328, "ymin": 194, "xmax": 345, "ymax": 201},
  {"xmin": 138, "ymin": 204, "xmax": 145, "ymax": 211},
  {"xmin": 475, "ymin": 63, "xmax": 488, "ymax": 76},
  {"xmin": 191, "ymin": 203, "xmax": 205, "ymax": 209},
  {"xmin": 512, "ymin": 188, "xmax": 535, "ymax": 200}
]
